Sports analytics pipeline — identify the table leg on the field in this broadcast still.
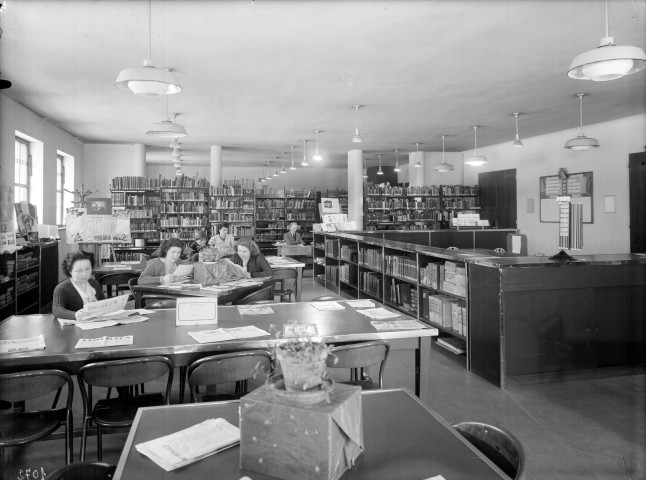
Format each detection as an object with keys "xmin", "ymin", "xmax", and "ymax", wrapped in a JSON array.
[
  {"xmin": 416, "ymin": 336, "xmax": 431, "ymax": 404},
  {"xmin": 295, "ymin": 267, "xmax": 303, "ymax": 302}
]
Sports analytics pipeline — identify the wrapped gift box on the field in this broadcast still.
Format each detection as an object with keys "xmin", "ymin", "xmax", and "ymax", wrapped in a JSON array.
[{"xmin": 240, "ymin": 383, "xmax": 363, "ymax": 480}]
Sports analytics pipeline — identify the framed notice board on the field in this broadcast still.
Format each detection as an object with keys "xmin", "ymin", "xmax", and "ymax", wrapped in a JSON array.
[{"xmin": 539, "ymin": 171, "xmax": 593, "ymax": 223}]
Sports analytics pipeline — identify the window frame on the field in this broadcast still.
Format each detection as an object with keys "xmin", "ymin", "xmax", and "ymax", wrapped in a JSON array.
[{"xmin": 14, "ymin": 136, "xmax": 31, "ymax": 204}]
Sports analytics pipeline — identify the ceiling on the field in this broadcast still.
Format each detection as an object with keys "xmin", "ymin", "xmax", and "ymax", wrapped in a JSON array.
[{"xmin": 1, "ymin": 0, "xmax": 645, "ymax": 168}]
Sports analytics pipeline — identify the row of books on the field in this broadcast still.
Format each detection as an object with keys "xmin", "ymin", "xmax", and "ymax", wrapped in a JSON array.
[
  {"xmin": 366, "ymin": 199, "xmax": 442, "ymax": 209},
  {"xmin": 256, "ymin": 210, "xmax": 285, "ymax": 221},
  {"xmin": 421, "ymin": 261, "xmax": 467, "ymax": 297},
  {"xmin": 159, "ymin": 217, "xmax": 209, "ymax": 227},
  {"xmin": 285, "ymin": 212, "xmax": 318, "ymax": 221},
  {"xmin": 210, "ymin": 199, "xmax": 250, "ymax": 209},
  {"xmin": 17, "ymin": 253, "xmax": 38, "ymax": 270},
  {"xmin": 111, "ymin": 176, "xmax": 161, "ymax": 191},
  {"xmin": 129, "ymin": 220, "xmax": 159, "ymax": 231},
  {"xmin": 360, "ymin": 271, "xmax": 382, "ymax": 297},
  {"xmin": 340, "ymin": 245, "xmax": 358, "ymax": 262},
  {"xmin": 257, "ymin": 200, "xmax": 285, "ymax": 209},
  {"xmin": 367, "ymin": 185, "xmax": 442, "ymax": 196},
  {"xmin": 210, "ymin": 212, "xmax": 254, "ymax": 222},
  {"xmin": 325, "ymin": 239, "xmax": 339, "ymax": 258},
  {"xmin": 210, "ymin": 180, "xmax": 256, "ymax": 193},
  {"xmin": 421, "ymin": 290, "xmax": 468, "ymax": 337},
  {"xmin": 160, "ymin": 192, "xmax": 208, "ymax": 201},
  {"xmin": 442, "ymin": 197, "xmax": 479, "ymax": 209},
  {"xmin": 441, "ymin": 185, "xmax": 479, "ymax": 196},
  {"xmin": 129, "ymin": 209, "xmax": 160, "ymax": 218},
  {"xmin": 160, "ymin": 230, "xmax": 206, "ymax": 241},
  {"xmin": 160, "ymin": 205, "xmax": 208, "ymax": 214},
  {"xmin": 285, "ymin": 199, "xmax": 316, "ymax": 209},
  {"xmin": 111, "ymin": 192, "xmax": 160, "ymax": 207},
  {"xmin": 358, "ymin": 248, "xmax": 382, "ymax": 271},
  {"xmin": 386, "ymin": 278, "xmax": 418, "ymax": 314},
  {"xmin": 325, "ymin": 265, "xmax": 339, "ymax": 285},
  {"xmin": 384, "ymin": 255, "xmax": 417, "ymax": 282},
  {"xmin": 159, "ymin": 177, "xmax": 209, "ymax": 188},
  {"xmin": 131, "ymin": 231, "xmax": 160, "ymax": 240},
  {"xmin": 340, "ymin": 263, "xmax": 357, "ymax": 284}
]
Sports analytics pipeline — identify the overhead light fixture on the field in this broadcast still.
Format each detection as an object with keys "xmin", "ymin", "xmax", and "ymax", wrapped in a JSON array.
[
  {"xmin": 352, "ymin": 105, "xmax": 363, "ymax": 143},
  {"xmin": 272, "ymin": 156, "xmax": 280, "ymax": 177},
  {"xmin": 115, "ymin": 0, "xmax": 182, "ymax": 97},
  {"xmin": 300, "ymin": 140, "xmax": 309, "ymax": 167},
  {"xmin": 171, "ymin": 146, "xmax": 181, "ymax": 157},
  {"xmin": 362, "ymin": 158, "xmax": 368, "ymax": 179},
  {"xmin": 146, "ymin": 98, "xmax": 187, "ymax": 138},
  {"xmin": 280, "ymin": 152, "xmax": 287, "ymax": 174},
  {"xmin": 377, "ymin": 154, "xmax": 384, "ymax": 175},
  {"xmin": 265, "ymin": 163, "xmax": 272, "ymax": 180},
  {"xmin": 312, "ymin": 130, "xmax": 323, "ymax": 161},
  {"xmin": 414, "ymin": 143, "xmax": 422, "ymax": 168},
  {"xmin": 512, "ymin": 113, "xmax": 524, "ymax": 148},
  {"xmin": 289, "ymin": 145, "xmax": 297, "ymax": 170},
  {"xmin": 568, "ymin": 0, "xmax": 646, "ymax": 81},
  {"xmin": 393, "ymin": 149, "xmax": 401, "ymax": 173},
  {"xmin": 465, "ymin": 126, "xmax": 489, "ymax": 166},
  {"xmin": 564, "ymin": 93, "xmax": 600, "ymax": 150},
  {"xmin": 260, "ymin": 165, "xmax": 266, "ymax": 183},
  {"xmin": 170, "ymin": 138, "xmax": 180, "ymax": 148},
  {"xmin": 435, "ymin": 135, "xmax": 454, "ymax": 173}
]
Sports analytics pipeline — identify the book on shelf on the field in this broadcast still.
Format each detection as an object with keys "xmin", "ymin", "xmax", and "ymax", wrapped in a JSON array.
[{"xmin": 436, "ymin": 336, "xmax": 466, "ymax": 355}]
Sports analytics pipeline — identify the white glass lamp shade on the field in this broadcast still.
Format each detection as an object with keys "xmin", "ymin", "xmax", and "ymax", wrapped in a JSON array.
[
  {"xmin": 313, "ymin": 148, "xmax": 322, "ymax": 161},
  {"xmin": 377, "ymin": 166, "xmax": 384, "ymax": 175},
  {"xmin": 434, "ymin": 162, "xmax": 454, "ymax": 173},
  {"xmin": 564, "ymin": 133, "xmax": 600, "ymax": 150},
  {"xmin": 352, "ymin": 129, "xmax": 363, "ymax": 143},
  {"xmin": 393, "ymin": 164, "xmax": 401, "ymax": 173},
  {"xmin": 146, "ymin": 120, "xmax": 187, "ymax": 138},
  {"xmin": 568, "ymin": 38, "xmax": 646, "ymax": 81},
  {"xmin": 513, "ymin": 135, "xmax": 524, "ymax": 148},
  {"xmin": 290, "ymin": 163, "xmax": 296, "ymax": 171},
  {"xmin": 464, "ymin": 155, "xmax": 488, "ymax": 167},
  {"xmin": 115, "ymin": 63, "xmax": 182, "ymax": 97}
]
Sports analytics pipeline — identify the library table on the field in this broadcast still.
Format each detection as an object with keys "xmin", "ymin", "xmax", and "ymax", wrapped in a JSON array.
[
  {"xmin": 265, "ymin": 255, "xmax": 305, "ymax": 301},
  {"xmin": 114, "ymin": 389, "xmax": 510, "ymax": 480},
  {"xmin": 0, "ymin": 302, "xmax": 436, "ymax": 401}
]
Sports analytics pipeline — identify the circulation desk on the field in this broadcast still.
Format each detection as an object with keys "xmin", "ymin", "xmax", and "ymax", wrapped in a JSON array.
[
  {"xmin": 114, "ymin": 389, "xmax": 510, "ymax": 480},
  {"xmin": 0, "ymin": 302, "xmax": 437, "ymax": 401}
]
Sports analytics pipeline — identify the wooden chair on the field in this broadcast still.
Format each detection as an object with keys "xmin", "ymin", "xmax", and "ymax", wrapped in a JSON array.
[
  {"xmin": 234, "ymin": 286, "xmax": 274, "ymax": 305},
  {"xmin": 188, "ymin": 351, "xmax": 273, "ymax": 402},
  {"xmin": 0, "ymin": 370, "xmax": 74, "ymax": 464},
  {"xmin": 47, "ymin": 462, "xmax": 116, "ymax": 480},
  {"xmin": 453, "ymin": 421, "xmax": 527, "ymax": 480},
  {"xmin": 78, "ymin": 356, "xmax": 174, "ymax": 461},
  {"xmin": 311, "ymin": 295, "xmax": 343, "ymax": 302},
  {"xmin": 326, "ymin": 340, "xmax": 390, "ymax": 389},
  {"xmin": 273, "ymin": 268, "xmax": 298, "ymax": 302},
  {"xmin": 99, "ymin": 272, "xmax": 139, "ymax": 298}
]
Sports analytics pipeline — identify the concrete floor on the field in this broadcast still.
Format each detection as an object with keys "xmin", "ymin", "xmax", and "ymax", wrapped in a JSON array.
[{"xmin": 2, "ymin": 279, "xmax": 645, "ymax": 479}]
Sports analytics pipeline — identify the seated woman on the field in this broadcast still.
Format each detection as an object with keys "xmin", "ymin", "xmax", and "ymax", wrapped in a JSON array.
[
  {"xmin": 209, "ymin": 223, "xmax": 236, "ymax": 256},
  {"xmin": 138, "ymin": 238, "xmax": 191, "ymax": 285},
  {"xmin": 188, "ymin": 230, "xmax": 208, "ymax": 261},
  {"xmin": 230, "ymin": 237, "xmax": 273, "ymax": 278},
  {"xmin": 53, "ymin": 251, "xmax": 105, "ymax": 320},
  {"xmin": 282, "ymin": 222, "xmax": 304, "ymax": 245}
]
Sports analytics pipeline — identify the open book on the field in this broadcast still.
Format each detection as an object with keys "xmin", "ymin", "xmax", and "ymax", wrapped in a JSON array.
[{"xmin": 135, "ymin": 418, "xmax": 240, "ymax": 472}]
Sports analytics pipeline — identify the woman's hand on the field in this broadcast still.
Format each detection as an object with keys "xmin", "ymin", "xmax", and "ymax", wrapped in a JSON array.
[{"xmin": 160, "ymin": 274, "xmax": 174, "ymax": 285}]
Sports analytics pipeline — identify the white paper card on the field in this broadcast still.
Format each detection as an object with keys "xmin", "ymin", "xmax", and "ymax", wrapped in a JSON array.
[
  {"xmin": 0, "ymin": 334, "xmax": 46, "ymax": 354},
  {"xmin": 188, "ymin": 326, "xmax": 271, "ymax": 344},
  {"xmin": 75, "ymin": 335, "xmax": 133, "ymax": 349},
  {"xmin": 309, "ymin": 301, "xmax": 345, "ymax": 311},
  {"xmin": 357, "ymin": 307, "xmax": 400, "ymax": 319},
  {"xmin": 176, "ymin": 297, "xmax": 218, "ymax": 326},
  {"xmin": 135, "ymin": 418, "xmax": 240, "ymax": 472},
  {"xmin": 345, "ymin": 300, "xmax": 376, "ymax": 308},
  {"xmin": 173, "ymin": 264, "xmax": 194, "ymax": 278},
  {"xmin": 237, "ymin": 305, "xmax": 275, "ymax": 315},
  {"xmin": 283, "ymin": 324, "xmax": 318, "ymax": 338}
]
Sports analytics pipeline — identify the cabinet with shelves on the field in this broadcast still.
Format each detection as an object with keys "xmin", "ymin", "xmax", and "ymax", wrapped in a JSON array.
[
  {"xmin": 0, "ymin": 252, "xmax": 16, "ymax": 319},
  {"xmin": 285, "ymin": 196, "xmax": 318, "ymax": 243},
  {"xmin": 209, "ymin": 183, "xmax": 255, "ymax": 238},
  {"xmin": 159, "ymin": 187, "xmax": 210, "ymax": 242},
  {"xmin": 313, "ymin": 232, "xmax": 327, "ymax": 287}
]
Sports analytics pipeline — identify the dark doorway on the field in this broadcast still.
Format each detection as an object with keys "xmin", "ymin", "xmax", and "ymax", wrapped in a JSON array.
[
  {"xmin": 478, "ymin": 169, "xmax": 517, "ymax": 229},
  {"xmin": 629, "ymin": 151, "xmax": 646, "ymax": 253}
]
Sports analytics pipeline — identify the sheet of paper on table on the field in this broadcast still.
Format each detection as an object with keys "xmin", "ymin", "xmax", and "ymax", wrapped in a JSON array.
[
  {"xmin": 266, "ymin": 256, "xmax": 292, "ymax": 264},
  {"xmin": 0, "ymin": 334, "xmax": 46, "ymax": 354},
  {"xmin": 173, "ymin": 264, "xmax": 194, "ymax": 278},
  {"xmin": 102, "ymin": 264, "xmax": 132, "ymax": 270},
  {"xmin": 188, "ymin": 326, "xmax": 270, "ymax": 344},
  {"xmin": 283, "ymin": 323, "xmax": 318, "ymax": 338},
  {"xmin": 344, "ymin": 300, "xmax": 375, "ymax": 308},
  {"xmin": 309, "ymin": 301, "xmax": 345, "ymax": 311},
  {"xmin": 75, "ymin": 315, "xmax": 148, "ymax": 330},
  {"xmin": 120, "ymin": 261, "xmax": 142, "ymax": 264},
  {"xmin": 357, "ymin": 307, "xmax": 400, "ymax": 319},
  {"xmin": 75, "ymin": 335, "xmax": 133, "ymax": 349},
  {"xmin": 135, "ymin": 418, "xmax": 240, "ymax": 472},
  {"xmin": 237, "ymin": 305, "xmax": 275, "ymax": 315},
  {"xmin": 370, "ymin": 320, "xmax": 428, "ymax": 331},
  {"xmin": 423, "ymin": 476, "xmax": 447, "ymax": 480}
]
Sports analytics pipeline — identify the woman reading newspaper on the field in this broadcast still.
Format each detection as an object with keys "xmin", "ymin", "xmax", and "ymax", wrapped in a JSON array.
[
  {"xmin": 52, "ymin": 251, "xmax": 105, "ymax": 320},
  {"xmin": 139, "ymin": 238, "xmax": 193, "ymax": 285}
]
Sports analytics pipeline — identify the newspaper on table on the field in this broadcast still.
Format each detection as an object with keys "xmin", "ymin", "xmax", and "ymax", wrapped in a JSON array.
[
  {"xmin": 70, "ymin": 294, "xmax": 130, "ymax": 323},
  {"xmin": 370, "ymin": 320, "xmax": 429, "ymax": 331},
  {"xmin": 237, "ymin": 305, "xmax": 275, "ymax": 316},
  {"xmin": 345, "ymin": 300, "xmax": 375, "ymax": 309},
  {"xmin": 135, "ymin": 418, "xmax": 240, "ymax": 472},
  {"xmin": 309, "ymin": 301, "xmax": 345, "ymax": 311},
  {"xmin": 75, "ymin": 335, "xmax": 133, "ymax": 349},
  {"xmin": 357, "ymin": 307, "xmax": 400, "ymax": 319},
  {"xmin": 283, "ymin": 324, "xmax": 318, "ymax": 338},
  {"xmin": 0, "ymin": 334, "xmax": 46, "ymax": 354},
  {"xmin": 188, "ymin": 326, "xmax": 271, "ymax": 344}
]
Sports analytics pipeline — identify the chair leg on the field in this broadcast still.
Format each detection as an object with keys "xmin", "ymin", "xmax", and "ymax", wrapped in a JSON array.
[
  {"xmin": 65, "ymin": 417, "xmax": 73, "ymax": 465},
  {"xmin": 80, "ymin": 419, "xmax": 88, "ymax": 462},
  {"xmin": 97, "ymin": 425, "xmax": 103, "ymax": 462},
  {"xmin": 179, "ymin": 367, "xmax": 187, "ymax": 404}
]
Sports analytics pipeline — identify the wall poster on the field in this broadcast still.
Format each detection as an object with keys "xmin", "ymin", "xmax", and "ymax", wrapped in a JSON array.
[{"xmin": 539, "ymin": 171, "xmax": 593, "ymax": 223}]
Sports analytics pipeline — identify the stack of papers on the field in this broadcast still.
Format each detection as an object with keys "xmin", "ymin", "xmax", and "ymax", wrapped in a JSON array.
[
  {"xmin": 237, "ymin": 305, "xmax": 275, "ymax": 316},
  {"xmin": 357, "ymin": 307, "xmax": 400, "ymax": 319},
  {"xmin": 136, "ymin": 418, "xmax": 240, "ymax": 472},
  {"xmin": 345, "ymin": 300, "xmax": 375, "ymax": 308},
  {"xmin": 370, "ymin": 320, "xmax": 428, "ymax": 331},
  {"xmin": 309, "ymin": 301, "xmax": 345, "ymax": 311},
  {"xmin": 188, "ymin": 326, "xmax": 270, "ymax": 344},
  {"xmin": 0, "ymin": 334, "xmax": 46, "ymax": 354},
  {"xmin": 75, "ymin": 335, "xmax": 133, "ymax": 349}
]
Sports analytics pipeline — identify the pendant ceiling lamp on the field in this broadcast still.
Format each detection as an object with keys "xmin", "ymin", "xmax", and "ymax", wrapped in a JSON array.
[
  {"xmin": 465, "ymin": 126, "xmax": 489, "ymax": 166},
  {"xmin": 147, "ymin": 113, "xmax": 187, "ymax": 138},
  {"xmin": 300, "ymin": 140, "xmax": 309, "ymax": 167},
  {"xmin": 280, "ymin": 152, "xmax": 287, "ymax": 174},
  {"xmin": 434, "ymin": 135, "xmax": 454, "ymax": 173},
  {"xmin": 393, "ymin": 149, "xmax": 401, "ymax": 173},
  {"xmin": 115, "ymin": 0, "xmax": 182, "ymax": 97},
  {"xmin": 290, "ymin": 145, "xmax": 297, "ymax": 170},
  {"xmin": 362, "ymin": 158, "xmax": 368, "ymax": 179},
  {"xmin": 414, "ymin": 143, "xmax": 422, "ymax": 168},
  {"xmin": 512, "ymin": 113, "xmax": 524, "ymax": 148},
  {"xmin": 312, "ymin": 131, "xmax": 323, "ymax": 161},
  {"xmin": 564, "ymin": 93, "xmax": 600, "ymax": 150},
  {"xmin": 265, "ymin": 162, "xmax": 272, "ymax": 180},
  {"xmin": 169, "ymin": 138, "xmax": 180, "ymax": 148},
  {"xmin": 568, "ymin": 0, "xmax": 646, "ymax": 81},
  {"xmin": 377, "ymin": 154, "xmax": 384, "ymax": 175},
  {"xmin": 171, "ymin": 146, "xmax": 181, "ymax": 157},
  {"xmin": 272, "ymin": 156, "xmax": 280, "ymax": 177},
  {"xmin": 260, "ymin": 165, "xmax": 266, "ymax": 183},
  {"xmin": 352, "ymin": 105, "xmax": 363, "ymax": 143}
]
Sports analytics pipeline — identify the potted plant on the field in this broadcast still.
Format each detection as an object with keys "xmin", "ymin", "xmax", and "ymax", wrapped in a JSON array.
[{"xmin": 275, "ymin": 338, "xmax": 331, "ymax": 392}]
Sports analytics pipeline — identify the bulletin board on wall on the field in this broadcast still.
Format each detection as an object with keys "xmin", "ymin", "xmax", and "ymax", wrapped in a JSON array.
[{"xmin": 539, "ymin": 171, "xmax": 593, "ymax": 223}]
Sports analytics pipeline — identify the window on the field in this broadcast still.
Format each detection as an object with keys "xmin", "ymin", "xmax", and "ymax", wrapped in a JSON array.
[
  {"xmin": 56, "ymin": 154, "xmax": 65, "ymax": 225},
  {"xmin": 14, "ymin": 137, "xmax": 30, "ymax": 203}
]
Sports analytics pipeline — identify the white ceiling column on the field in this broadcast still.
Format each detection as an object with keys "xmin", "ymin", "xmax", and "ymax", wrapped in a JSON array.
[
  {"xmin": 408, "ymin": 152, "xmax": 426, "ymax": 187},
  {"xmin": 210, "ymin": 146, "xmax": 223, "ymax": 187},
  {"xmin": 133, "ymin": 143, "xmax": 146, "ymax": 176},
  {"xmin": 348, "ymin": 150, "xmax": 364, "ymax": 230}
]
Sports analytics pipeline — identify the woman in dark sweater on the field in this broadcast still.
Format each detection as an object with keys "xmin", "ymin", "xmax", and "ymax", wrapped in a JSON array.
[
  {"xmin": 230, "ymin": 237, "xmax": 273, "ymax": 278},
  {"xmin": 52, "ymin": 251, "xmax": 105, "ymax": 320}
]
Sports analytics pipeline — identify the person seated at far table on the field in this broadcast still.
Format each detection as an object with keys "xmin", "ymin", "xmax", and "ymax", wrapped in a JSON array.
[
  {"xmin": 209, "ymin": 223, "xmax": 236, "ymax": 256},
  {"xmin": 283, "ymin": 222, "xmax": 305, "ymax": 245},
  {"xmin": 230, "ymin": 237, "xmax": 273, "ymax": 278},
  {"xmin": 52, "ymin": 251, "xmax": 105, "ymax": 320},
  {"xmin": 188, "ymin": 230, "xmax": 208, "ymax": 261},
  {"xmin": 138, "ymin": 238, "xmax": 192, "ymax": 285}
]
